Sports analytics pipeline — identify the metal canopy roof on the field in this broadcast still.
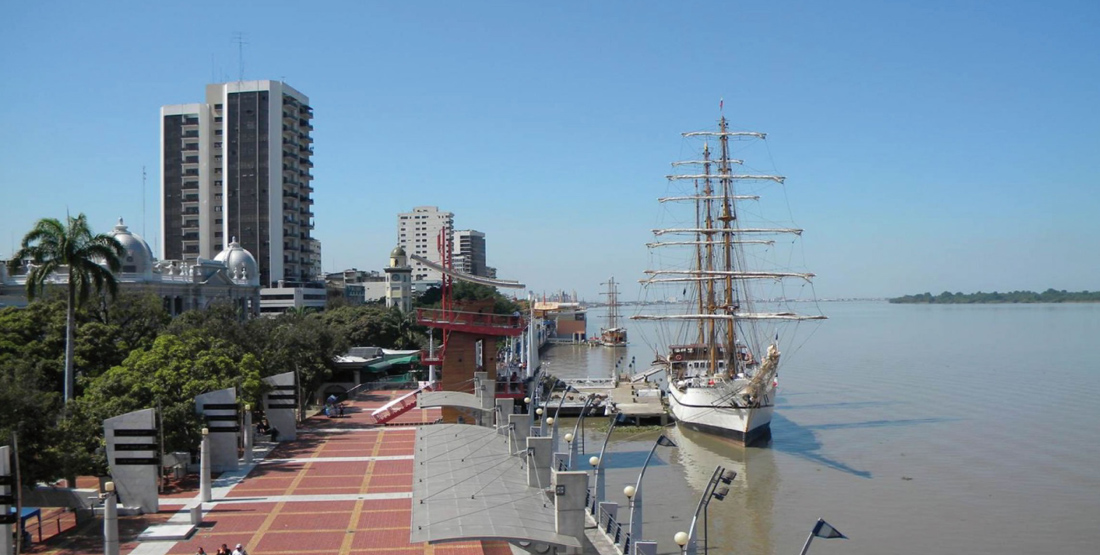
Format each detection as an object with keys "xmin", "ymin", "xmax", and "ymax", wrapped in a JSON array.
[
  {"xmin": 418, "ymin": 391, "xmax": 491, "ymax": 411},
  {"xmin": 411, "ymin": 424, "xmax": 580, "ymax": 548}
]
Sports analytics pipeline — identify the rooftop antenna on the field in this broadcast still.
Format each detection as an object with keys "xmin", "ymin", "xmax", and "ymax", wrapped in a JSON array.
[
  {"xmin": 142, "ymin": 166, "xmax": 147, "ymax": 239},
  {"xmin": 233, "ymin": 32, "xmax": 247, "ymax": 83}
]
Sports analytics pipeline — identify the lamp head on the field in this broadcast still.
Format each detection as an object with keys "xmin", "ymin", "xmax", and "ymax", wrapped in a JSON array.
[
  {"xmin": 623, "ymin": 485, "xmax": 636, "ymax": 499},
  {"xmin": 546, "ymin": 417, "xmax": 554, "ymax": 425},
  {"xmin": 674, "ymin": 531, "xmax": 689, "ymax": 547},
  {"xmin": 524, "ymin": 397, "xmax": 531, "ymax": 404},
  {"xmin": 202, "ymin": 427, "xmax": 209, "ymax": 436},
  {"xmin": 712, "ymin": 484, "xmax": 731, "ymax": 501},
  {"xmin": 564, "ymin": 432, "xmax": 573, "ymax": 443},
  {"xmin": 104, "ymin": 481, "xmax": 115, "ymax": 493},
  {"xmin": 720, "ymin": 469, "xmax": 737, "ymax": 484},
  {"xmin": 589, "ymin": 456, "xmax": 600, "ymax": 467},
  {"xmin": 536, "ymin": 408, "xmax": 544, "ymax": 416}
]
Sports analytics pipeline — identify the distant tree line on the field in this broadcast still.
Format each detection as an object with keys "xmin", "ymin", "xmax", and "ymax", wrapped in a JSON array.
[{"xmin": 889, "ymin": 289, "xmax": 1100, "ymax": 304}]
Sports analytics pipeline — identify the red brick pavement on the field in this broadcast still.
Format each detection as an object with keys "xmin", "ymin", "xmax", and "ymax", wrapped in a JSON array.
[{"xmin": 24, "ymin": 390, "xmax": 509, "ymax": 555}]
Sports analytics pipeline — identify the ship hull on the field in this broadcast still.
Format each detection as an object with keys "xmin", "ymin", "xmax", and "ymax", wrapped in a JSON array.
[{"xmin": 667, "ymin": 384, "xmax": 774, "ymax": 446}]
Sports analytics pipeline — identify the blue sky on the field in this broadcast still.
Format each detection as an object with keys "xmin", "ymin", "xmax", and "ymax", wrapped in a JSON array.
[{"xmin": 2, "ymin": 1, "xmax": 1097, "ymax": 300}]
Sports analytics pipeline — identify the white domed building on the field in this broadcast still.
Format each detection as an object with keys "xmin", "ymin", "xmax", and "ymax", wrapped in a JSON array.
[{"xmin": 1, "ymin": 218, "xmax": 260, "ymax": 317}]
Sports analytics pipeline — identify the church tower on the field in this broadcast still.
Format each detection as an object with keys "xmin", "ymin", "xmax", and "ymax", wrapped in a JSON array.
[{"xmin": 384, "ymin": 245, "xmax": 413, "ymax": 312}]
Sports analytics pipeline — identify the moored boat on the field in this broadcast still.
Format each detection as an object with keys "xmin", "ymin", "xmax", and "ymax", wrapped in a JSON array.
[{"xmin": 632, "ymin": 113, "xmax": 825, "ymax": 445}]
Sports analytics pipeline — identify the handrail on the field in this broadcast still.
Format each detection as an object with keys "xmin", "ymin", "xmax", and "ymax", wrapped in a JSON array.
[{"xmin": 371, "ymin": 383, "xmax": 432, "ymax": 418}]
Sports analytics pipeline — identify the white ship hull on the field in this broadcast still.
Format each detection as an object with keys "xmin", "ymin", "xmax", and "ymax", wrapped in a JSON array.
[{"xmin": 667, "ymin": 382, "xmax": 774, "ymax": 445}]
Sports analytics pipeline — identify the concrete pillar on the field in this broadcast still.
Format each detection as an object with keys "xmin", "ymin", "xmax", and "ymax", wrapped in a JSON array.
[
  {"xmin": 495, "ymin": 398, "xmax": 514, "ymax": 427},
  {"xmin": 597, "ymin": 501, "xmax": 618, "ymax": 533},
  {"xmin": 243, "ymin": 405, "xmax": 253, "ymax": 464},
  {"xmin": 553, "ymin": 452, "xmax": 570, "ymax": 472},
  {"xmin": 507, "ymin": 413, "xmax": 530, "ymax": 455},
  {"xmin": 199, "ymin": 431, "xmax": 211, "ymax": 503},
  {"xmin": 261, "ymin": 372, "xmax": 297, "ymax": 441},
  {"xmin": 103, "ymin": 408, "xmax": 159, "ymax": 513},
  {"xmin": 526, "ymin": 436, "xmax": 552, "ymax": 489},
  {"xmin": 1, "ymin": 446, "xmax": 12, "ymax": 555},
  {"xmin": 195, "ymin": 388, "xmax": 240, "ymax": 472},
  {"xmin": 552, "ymin": 470, "xmax": 588, "ymax": 554},
  {"xmin": 104, "ymin": 483, "xmax": 119, "ymax": 555}
]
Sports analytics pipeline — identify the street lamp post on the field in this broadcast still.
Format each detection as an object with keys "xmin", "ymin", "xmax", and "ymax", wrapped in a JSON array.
[
  {"xmin": 684, "ymin": 465, "xmax": 736, "ymax": 555},
  {"xmin": 626, "ymin": 434, "xmax": 677, "ymax": 548},
  {"xmin": 589, "ymin": 413, "xmax": 623, "ymax": 514}
]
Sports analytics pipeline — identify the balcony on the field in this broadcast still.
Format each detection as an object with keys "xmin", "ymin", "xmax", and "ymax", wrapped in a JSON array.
[
  {"xmin": 182, "ymin": 130, "xmax": 199, "ymax": 138},
  {"xmin": 300, "ymin": 157, "xmax": 312, "ymax": 168},
  {"xmin": 283, "ymin": 112, "xmax": 297, "ymax": 125},
  {"xmin": 415, "ymin": 308, "xmax": 525, "ymax": 337},
  {"xmin": 300, "ymin": 134, "xmax": 312, "ymax": 144},
  {"xmin": 181, "ymin": 181, "xmax": 199, "ymax": 190}
]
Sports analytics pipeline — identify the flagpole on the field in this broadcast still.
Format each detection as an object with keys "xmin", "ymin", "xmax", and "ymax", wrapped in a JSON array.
[{"xmin": 797, "ymin": 533, "xmax": 815, "ymax": 555}]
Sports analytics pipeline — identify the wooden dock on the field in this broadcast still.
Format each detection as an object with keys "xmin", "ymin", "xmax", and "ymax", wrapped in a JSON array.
[{"xmin": 557, "ymin": 376, "xmax": 669, "ymax": 424}]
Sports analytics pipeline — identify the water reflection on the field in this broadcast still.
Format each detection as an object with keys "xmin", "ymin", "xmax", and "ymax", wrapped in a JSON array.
[{"xmin": 666, "ymin": 425, "xmax": 779, "ymax": 555}]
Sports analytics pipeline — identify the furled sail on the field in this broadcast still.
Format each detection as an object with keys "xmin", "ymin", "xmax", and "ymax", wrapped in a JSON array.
[
  {"xmin": 646, "ymin": 240, "xmax": 775, "ymax": 248},
  {"xmin": 671, "ymin": 159, "xmax": 744, "ymax": 166},
  {"xmin": 667, "ymin": 174, "xmax": 785, "ymax": 184},
  {"xmin": 682, "ymin": 131, "xmax": 767, "ymax": 139},
  {"xmin": 652, "ymin": 227, "xmax": 803, "ymax": 236},
  {"xmin": 658, "ymin": 195, "xmax": 760, "ymax": 202}
]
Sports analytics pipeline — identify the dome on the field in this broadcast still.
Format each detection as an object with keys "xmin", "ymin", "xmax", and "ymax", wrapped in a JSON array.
[
  {"xmin": 109, "ymin": 218, "xmax": 154, "ymax": 275},
  {"xmin": 214, "ymin": 238, "xmax": 260, "ymax": 285},
  {"xmin": 390, "ymin": 246, "xmax": 406, "ymax": 257}
]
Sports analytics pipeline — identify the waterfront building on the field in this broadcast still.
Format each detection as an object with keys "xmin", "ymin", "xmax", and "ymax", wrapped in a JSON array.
[
  {"xmin": 534, "ymin": 301, "xmax": 588, "ymax": 343},
  {"xmin": 0, "ymin": 219, "xmax": 260, "ymax": 316},
  {"xmin": 452, "ymin": 229, "xmax": 487, "ymax": 277},
  {"xmin": 325, "ymin": 269, "xmax": 387, "ymax": 306},
  {"xmin": 397, "ymin": 206, "xmax": 453, "ymax": 281},
  {"xmin": 160, "ymin": 80, "xmax": 315, "ymax": 288},
  {"xmin": 384, "ymin": 246, "xmax": 413, "ymax": 312},
  {"xmin": 259, "ymin": 282, "xmax": 327, "ymax": 316}
]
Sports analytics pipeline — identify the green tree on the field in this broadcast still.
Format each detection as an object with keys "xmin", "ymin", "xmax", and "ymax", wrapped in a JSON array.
[
  {"xmin": 7, "ymin": 214, "xmax": 125, "ymax": 403},
  {"xmin": 75, "ymin": 333, "xmax": 263, "ymax": 455}
]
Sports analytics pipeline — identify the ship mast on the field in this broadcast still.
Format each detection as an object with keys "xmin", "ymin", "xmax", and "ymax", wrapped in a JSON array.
[
  {"xmin": 602, "ymin": 277, "xmax": 620, "ymax": 330},
  {"xmin": 719, "ymin": 117, "xmax": 738, "ymax": 367},
  {"xmin": 701, "ymin": 143, "xmax": 719, "ymax": 376}
]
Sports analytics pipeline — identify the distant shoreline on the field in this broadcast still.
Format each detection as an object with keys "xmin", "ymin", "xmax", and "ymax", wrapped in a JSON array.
[{"xmin": 889, "ymin": 290, "xmax": 1100, "ymax": 304}]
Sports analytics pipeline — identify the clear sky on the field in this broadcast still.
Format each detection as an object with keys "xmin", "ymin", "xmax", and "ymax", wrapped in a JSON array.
[{"xmin": 2, "ymin": 1, "xmax": 1097, "ymax": 301}]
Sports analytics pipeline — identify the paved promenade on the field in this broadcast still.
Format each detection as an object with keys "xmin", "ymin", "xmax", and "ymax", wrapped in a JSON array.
[{"xmin": 25, "ymin": 390, "xmax": 512, "ymax": 555}]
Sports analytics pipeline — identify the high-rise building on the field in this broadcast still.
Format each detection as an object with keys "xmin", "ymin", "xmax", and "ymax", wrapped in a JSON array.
[
  {"xmin": 396, "ymin": 206, "xmax": 453, "ymax": 282},
  {"xmin": 453, "ymin": 229, "xmax": 487, "ymax": 277},
  {"xmin": 161, "ymin": 80, "xmax": 315, "ymax": 287}
]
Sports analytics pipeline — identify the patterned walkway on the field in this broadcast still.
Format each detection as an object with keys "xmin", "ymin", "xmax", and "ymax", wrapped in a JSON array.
[{"xmin": 132, "ymin": 390, "xmax": 511, "ymax": 555}]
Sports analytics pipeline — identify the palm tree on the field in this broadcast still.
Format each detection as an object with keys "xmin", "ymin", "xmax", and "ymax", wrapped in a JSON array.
[{"xmin": 7, "ymin": 214, "xmax": 125, "ymax": 404}]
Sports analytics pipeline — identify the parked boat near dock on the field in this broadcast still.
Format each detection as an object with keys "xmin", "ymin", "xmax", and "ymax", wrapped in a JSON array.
[{"xmin": 633, "ymin": 114, "xmax": 825, "ymax": 445}]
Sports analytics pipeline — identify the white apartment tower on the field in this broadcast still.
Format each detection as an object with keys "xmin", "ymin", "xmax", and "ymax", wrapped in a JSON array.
[
  {"xmin": 161, "ymin": 80, "xmax": 315, "ymax": 287},
  {"xmin": 397, "ymin": 206, "xmax": 454, "ymax": 282}
]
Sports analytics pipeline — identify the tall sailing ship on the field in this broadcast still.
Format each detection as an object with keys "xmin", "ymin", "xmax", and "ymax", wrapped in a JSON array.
[
  {"xmin": 633, "ymin": 115, "xmax": 825, "ymax": 445},
  {"xmin": 598, "ymin": 277, "xmax": 627, "ymax": 347}
]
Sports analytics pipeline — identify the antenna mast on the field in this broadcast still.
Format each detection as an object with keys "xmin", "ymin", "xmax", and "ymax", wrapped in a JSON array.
[
  {"xmin": 233, "ymin": 32, "xmax": 247, "ymax": 83},
  {"xmin": 142, "ymin": 166, "xmax": 146, "ymax": 240}
]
